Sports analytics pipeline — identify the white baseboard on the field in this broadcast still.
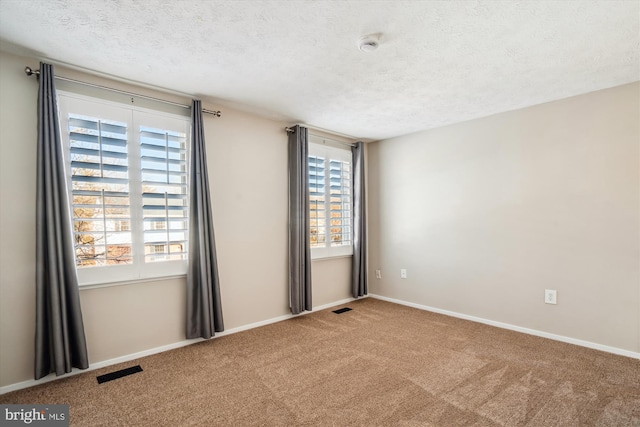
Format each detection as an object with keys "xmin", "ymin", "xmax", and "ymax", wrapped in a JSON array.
[
  {"xmin": 369, "ymin": 294, "xmax": 639, "ymax": 360},
  {"xmin": 0, "ymin": 296, "xmax": 360, "ymax": 395}
]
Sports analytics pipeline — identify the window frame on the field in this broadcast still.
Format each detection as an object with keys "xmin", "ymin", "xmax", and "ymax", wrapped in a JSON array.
[
  {"xmin": 57, "ymin": 91, "xmax": 191, "ymax": 286},
  {"xmin": 308, "ymin": 137, "xmax": 353, "ymax": 260}
]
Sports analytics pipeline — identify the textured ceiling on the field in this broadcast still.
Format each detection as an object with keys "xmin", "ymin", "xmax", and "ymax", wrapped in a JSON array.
[{"xmin": 0, "ymin": 0, "xmax": 638, "ymax": 140}]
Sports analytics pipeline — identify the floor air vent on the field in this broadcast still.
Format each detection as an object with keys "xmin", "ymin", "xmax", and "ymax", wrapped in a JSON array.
[
  {"xmin": 97, "ymin": 365, "xmax": 143, "ymax": 384},
  {"xmin": 332, "ymin": 307, "xmax": 352, "ymax": 314}
]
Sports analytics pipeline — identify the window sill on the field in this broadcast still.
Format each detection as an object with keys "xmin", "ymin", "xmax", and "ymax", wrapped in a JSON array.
[
  {"xmin": 311, "ymin": 254, "xmax": 353, "ymax": 262},
  {"xmin": 78, "ymin": 274, "xmax": 187, "ymax": 291}
]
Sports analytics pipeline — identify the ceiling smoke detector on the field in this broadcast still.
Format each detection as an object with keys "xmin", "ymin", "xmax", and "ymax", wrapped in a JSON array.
[{"xmin": 358, "ymin": 34, "xmax": 380, "ymax": 52}]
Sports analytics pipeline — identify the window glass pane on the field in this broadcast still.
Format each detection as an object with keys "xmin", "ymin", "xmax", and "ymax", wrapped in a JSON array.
[
  {"xmin": 309, "ymin": 154, "xmax": 326, "ymax": 248},
  {"xmin": 328, "ymin": 159, "xmax": 351, "ymax": 247},
  {"xmin": 68, "ymin": 114, "xmax": 132, "ymax": 268},
  {"xmin": 140, "ymin": 126, "xmax": 189, "ymax": 263}
]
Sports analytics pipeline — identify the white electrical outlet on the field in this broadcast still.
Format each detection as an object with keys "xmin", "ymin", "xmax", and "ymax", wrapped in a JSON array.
[
  {"xmin": 545, "ymin": 289, "xmax": 557, "ymax": 305},
  {"xmin": 400, "ymin": 269, "xmax": 407, "ymax": 279},
  {"xmin": 375, "ymin": 270, "xmax": 382, "ymax": 279}
]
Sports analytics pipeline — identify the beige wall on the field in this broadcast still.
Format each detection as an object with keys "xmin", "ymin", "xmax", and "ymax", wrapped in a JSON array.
[
  {"xmin": 368, "ymin": 82, "xmax": 640, "ymax": 353},
  {"xmin": 0, "ymin": 50, "xmax": 352, "ymax": 388}
]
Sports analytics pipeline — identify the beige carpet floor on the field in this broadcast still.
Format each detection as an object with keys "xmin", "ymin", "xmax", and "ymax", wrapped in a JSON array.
[{"xmin": 1, "ymin": 298, "xmax": 638, "ymax": 426}]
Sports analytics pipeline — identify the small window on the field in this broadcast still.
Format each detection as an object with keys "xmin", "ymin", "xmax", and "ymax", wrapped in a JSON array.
[
  {"xmin": 150, "ymin": 244, "xmax": 166, "ymax": 254},
  {"xmin": 152, "ymin": 220, "xmax": 166, "ymax": 230},
  {"xmin": 308, "ymin": 137, "xmax": 353, "ymax": 259},
  {"xmin": 114, "ymin": 221, "xmax": 130, "ymax": 232}
]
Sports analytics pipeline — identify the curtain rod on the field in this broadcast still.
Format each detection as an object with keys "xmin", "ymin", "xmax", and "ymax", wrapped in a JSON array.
[
  {"xmin": 285, "ymin": 126, "xmax": 357, "ymax": 148},
  {"xmin": 286, "ymin": 123, "xmax": 359, "ymax": 140},
  {"xmin": 24, "ymin": 66, "xmax": 221, "ymax": 117}
]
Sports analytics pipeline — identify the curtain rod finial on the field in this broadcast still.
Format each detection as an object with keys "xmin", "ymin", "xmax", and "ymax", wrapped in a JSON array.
[
  {"xmin": 25, "ymin": 66, "xmax": 40, "ymax": 76},
  {"xmin": 203, "ymin": 109, "xmax": 221, "ymax": 117}
]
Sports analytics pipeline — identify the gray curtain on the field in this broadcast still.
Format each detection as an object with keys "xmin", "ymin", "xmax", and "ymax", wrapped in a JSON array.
[
  {"xmin": 288, "ymin": 125, "xmax": 312, "ymax": 314},
  {"xmin": 186, "ymin": 100, "xmax": 224, "ymax": 339},
  {"xmin": 351, "ymin": 141, "xmax": 367, "ymax": 298},
  {"xmin": 35, "ymin": 62, "xmax": 89, "ymax": 380}
]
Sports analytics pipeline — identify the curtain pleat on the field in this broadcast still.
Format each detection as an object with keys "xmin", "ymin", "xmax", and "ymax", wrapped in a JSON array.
[
  {"xmin": 186, "ymin": 100, "xmax": 224, "ymax": 339},
  {"xmin": 35, "ymin": 62, "xmax": 89, "ymax": 380},
  {"xmin": 351, "ymin": 141, "xmax": 367, "ymax": 298},
  {"xmin": 288, "ymin": 125, "xmax": 312, "ymax": 314}
]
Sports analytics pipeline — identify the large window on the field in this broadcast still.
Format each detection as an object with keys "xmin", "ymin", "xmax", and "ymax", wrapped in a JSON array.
[
  {"xmin": 308, "ymin": 137, "xmax": 353, "ymax": 259},
  {"xmin": 57, "ymin": 93, "xmax": 190, "ymax": 285}
]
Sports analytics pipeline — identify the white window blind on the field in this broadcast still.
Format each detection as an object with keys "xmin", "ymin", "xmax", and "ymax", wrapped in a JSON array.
[
  {"xmin": 309, "ymin": 153, "xmax": 326, "ymax": 247},
  {"xmin": 139, "ymin": 126, "xmax": 188, "ymax": 263},
  {"xmin": 68, "ymin": 114, "xmax": 132, "ymax": 267},
  {"xmin": 58, "ymin": 93, "xmax": 190, "ymax": 286},
  {"xmin": 308, "ymin": 138, "xmax": 353, "ymax": 259}
]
